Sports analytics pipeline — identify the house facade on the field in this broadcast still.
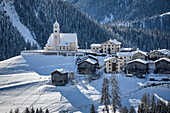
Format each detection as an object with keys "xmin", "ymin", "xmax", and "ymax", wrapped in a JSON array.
[
  {"xmin": 104, "ymin": 57, "xmax": 122, "ymax": 73},
  {"xmin": 117, "ymin": 52, "xmax": 133, "ymax": 69},
  {"xmin": 155, "ymin": 58, "xmax": 170, "ymax": 74},
  {"xmin": 127, "ymin": 59, "xmax": 148, "ymax": 75},
  {"xmin": 148, "ymin": 49, "xmax": 169, "ymax": 61},
  {"xmin": 51, "ymin": 68, "xmax": 68, "ymax": 86},
  {"xmin": 44, "ymin": 20, "xmax": 78, "ymax": 51},
  {"xmin": 132, "ymin": 49, "xmax": 147, "ymax": 60},
  {"xmin": 91, "ymin": 39, "xmax": 121, "ymax": 54}
]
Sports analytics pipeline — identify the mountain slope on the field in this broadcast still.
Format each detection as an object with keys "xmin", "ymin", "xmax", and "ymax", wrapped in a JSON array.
[
  {"xmin": 71, "ymin": 0, "xmax": 170, "ymax": 24},
  {"xmin": 13, "ymin": 0, "xmax": 121, "ymax": 49}
]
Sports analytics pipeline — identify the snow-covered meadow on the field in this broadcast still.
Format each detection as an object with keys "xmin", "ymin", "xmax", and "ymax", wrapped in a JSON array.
[{"xmin": 0, "ymin": 55, "xmax": 169, "ymax": 113}]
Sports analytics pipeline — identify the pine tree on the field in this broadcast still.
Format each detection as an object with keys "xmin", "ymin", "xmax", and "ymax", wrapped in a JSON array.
[
  {"xmin": 110, "ymin": 76, "xmax": 121, "ymax": 113},
  {"xmin": 129, "ymin": 106, "xmax": 135, "ymax": 113},
  {"xmin": 45, "ymin": 109, "xmax": 49, "ymax": 113},
  {"xmin": 24, "ymin": 107, "xmax": 30, "ymax": 113},
  {"xmin": 101, "ymin": 77, "xmax": 110, "ymax": 113},
  {"xmin": 30, "ymin": 107, "xmax": 35, "ymax": 113},
  {"xmin": 15, "ymin": 108, "xmax": 19, "ymax": 113},
  {"xmin": 90, "ymin": 104, "xmax": 95, "ymax": 113},
  {"xmin": 122, "ymin": 106, "xmax": 128, "ymax": 113},
  {"xmin": 9, "ymin": 109, "xmax": 13, "ymax": 113},
  {"xmin": 36, "ymin": 108, "xmax": 39, "ymax": 113},
  {"xmin": 151, "ymin": 94, "xmax": 156, "ymax": 113}
]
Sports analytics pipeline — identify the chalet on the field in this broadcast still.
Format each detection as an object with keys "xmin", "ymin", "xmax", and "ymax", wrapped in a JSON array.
[
  {"xmin": 132, "ymin": 49, "xmax": 147, "ymax": 60},
  {"xmin": 155, "ymin": 58, "xmax": 170, "ymax": 74},
  {"xmin": 117, "ymin": 52, "xmax": 133, "ymax": 69},
  {"xmin": 91, "ymin": 39, "xmax": 121, "ymax": 54},
  {"xmin": 51, "ymin": 68, "xmax": 68, "ymax": 86},
  {"xmin": 127, "ymin": 59, "xmax": 148, "ymax": 75},
  {"xmin": 148, "ymin": 49, "xmax": 169, "ymax": 61},
  {"xmin": 44, "ymin": 20, "xmax": 78, "ymax": 51},
  {"xmin": 77, "ymin": 57, "xmax": 99, "ymax": 74},
  {"xmin": 104, "ymin": 57, "xmax": 122, "ymax": 73}
]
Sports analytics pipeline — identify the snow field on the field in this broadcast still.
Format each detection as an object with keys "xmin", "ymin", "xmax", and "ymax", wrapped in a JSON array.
[{"xmin": 0, "ymin": 55, "xmax": 169, "ymax": 113}]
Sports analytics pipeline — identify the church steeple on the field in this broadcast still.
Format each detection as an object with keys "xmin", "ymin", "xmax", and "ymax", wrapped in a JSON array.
[
  {"xmin": 53, "ymin": 19, "xmax": 60, "ymax": 35},
  {"xmin": 53, "ymin": 19, "xmax": 60, "ymax": 50}
]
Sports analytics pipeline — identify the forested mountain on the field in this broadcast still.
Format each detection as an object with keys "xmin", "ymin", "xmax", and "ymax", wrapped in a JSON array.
[
  {"xmin": 0, "ymin": 14, "xmax": 25, "ymax": 61},
  {"xmin": 106, "ymin": 24, "xmax": 170, "ymax": 51},
  {"xmin": 13, "ymin": 0, "xmax": 122, "ymax": 48},
  {"xmin": 0, "ymin": 0, "xmax": 170, "ymax": 61},
  {"xmin": 112, "ymin": 12, "xmax": 170, "ymax": 32},
  {"xmin": 68, "ymin": 0, "xmax": 170, "ymax": 24}
]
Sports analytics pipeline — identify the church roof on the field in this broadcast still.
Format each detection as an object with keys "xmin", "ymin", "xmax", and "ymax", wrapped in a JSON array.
[
  {"xmin": 58, "ymin": 33, "xmax": 77, "ymax": 46},
  {"xmin": 46, "ymin": 34, "xmax": 54, "ymax": 46},
  {"xmin": 54, "ymin": 20, "xmax": 59, "ymax": 27}
]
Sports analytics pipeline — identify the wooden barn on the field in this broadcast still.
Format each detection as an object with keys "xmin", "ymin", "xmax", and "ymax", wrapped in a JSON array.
[
  {"xmin": 155, "ymin": 58, "xmax": 170, "ymax": 74},
  {"xmin": 51, "ymin": 68, "xmax": 68, "ymax": 86}
]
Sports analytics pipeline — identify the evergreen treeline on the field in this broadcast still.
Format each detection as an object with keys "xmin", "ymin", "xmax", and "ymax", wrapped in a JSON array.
[
  {"xmin": 9, "ymin": 107, "xmax": 49, "ymax": 113},
  {"xmin": 138, "ymin": 93, "xmax": 170, "ymax": 113},
  {"xmin": 0, "ymin": 14, "xmax": 25, "ymax": 61},
  {"xmin": 69, "ymin": 0, "xmax": 170, "ymax": 23},
  {"xmin": 106, "ymin": 25, "xmax": 170, "ymax": 52}
]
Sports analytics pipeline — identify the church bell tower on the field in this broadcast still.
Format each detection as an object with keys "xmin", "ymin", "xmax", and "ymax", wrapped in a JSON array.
[{"xmin": 53, "ymin": 19, "xmax": 60, "ymax": 50}]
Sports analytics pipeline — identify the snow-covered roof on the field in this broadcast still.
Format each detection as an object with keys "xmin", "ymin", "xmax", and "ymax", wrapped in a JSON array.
[
  {"xmin": 120, "ymin": 48, "xmax": 133, "ymax": 52},
  {"xmin": 58, "ymin": 33, "xmax": 77, "ymax": 46},
  {"xmin": 109, "ymin": 39, "xmax": 122, "ymax": 45},
  {"xmin": 46, "ymin": 34, "xmax": 54, "ymax": 46},
  {"xmin": 117, "ymin": 52, "xmax": 134, "ymax": 56},
  {"xmin": 155, "ymin": 58, "xmax": 170, "ymax": 63},
  {"xmin": 77, "ymin": 58, "xmax": 97, "ymax": 65},
  {"xmin": 150, "ymin": 49, "xmax": 169, "ymax": 55},
  {"xmin": 53, "ymin": 20, "xmax": 59, "ymax": 27},
  {"xmin": 52, "ymin": 68, "xmax": 68, "ymax": 74},
  {"xmin": 90, "ymin": 44, "xmax": 101, "ymax": 47},
  {"xmin": 134, "ymin": 50, "xmax": 147, "ymax": 56},
  {"xmin": 87, "ymin": 55, "xmax": 98, "ymax": 61},
  {"xmin": 127, "ymin": 59, "xmax": 148, "ymax": 64}
]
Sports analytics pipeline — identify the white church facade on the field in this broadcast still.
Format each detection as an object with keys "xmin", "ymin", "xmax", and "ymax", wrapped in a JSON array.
[{"xmin": 44, "ymin": 20, "xmax": 78, "ymax": 51}]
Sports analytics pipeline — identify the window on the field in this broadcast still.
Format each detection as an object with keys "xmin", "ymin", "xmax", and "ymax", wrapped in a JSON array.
[{"xmin": 63, "ymin": 47, "xmax": 65, "ymax": 50}]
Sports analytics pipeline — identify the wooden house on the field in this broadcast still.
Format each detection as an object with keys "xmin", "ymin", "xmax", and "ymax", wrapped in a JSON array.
[
  {"xmin": 51, "ymin": 68, "xmax": 68, "ymax": 86},
  {"xmin": 148, "ymin": 49, "xmax": 169, "ymax": 61},
  {"xmin": 155, "ymin": 58, "xmax": 170, "ymax": 74},
  {"xmin": 77, "ymin": 57, "xmax": 99, "ymax": 74},
  {"xmin": 127, "ymin": 59, "xmax": 148, "ymax": 75},
  {"xmin": 132, "ymin": 49, "xmax": 147, "ymax": 60}
]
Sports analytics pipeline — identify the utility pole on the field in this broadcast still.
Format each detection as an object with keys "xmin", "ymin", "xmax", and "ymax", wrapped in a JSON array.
[{"xmin": 85, "ymin": 42, "xmax": 87, "ymax": 53}]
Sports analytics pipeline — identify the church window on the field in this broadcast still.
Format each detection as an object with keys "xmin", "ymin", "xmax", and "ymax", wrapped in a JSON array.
[{"xmin": 63, "ymin": 47, "xmax": 65, "ymax": 50}]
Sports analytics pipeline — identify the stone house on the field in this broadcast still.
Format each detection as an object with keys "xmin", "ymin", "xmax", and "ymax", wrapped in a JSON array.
[
  {"xmin": 117, "ymin": 52, "xmax": 133, "ymax": 69},
  {"xmin": 91, "ymin": 39, "xmax": 121, "ymax": 54},
  {"xmin": 104, "ymin": 57, "xmax": 122, "ymax": 73},
  {"xmin": 77, "ymin": 57, "xmax": 98, "ymax": 74},
  {"xmin": 51, "ymin": 68, "xmax": 68, "ymax": 86},
  {"xmin": 127, "ymin": 59, "xmax": 148, "ymax": 75},
  {"xmin": 155, "ymin": 58, "xmax": 170, "ymax": 74},
  {"xmin": 132, "ymin": 49, "xmax": 147, "ymax": 60},
  {"xmin": 148, "ymin": 49, "xmax": 169, "ymax": 61}
]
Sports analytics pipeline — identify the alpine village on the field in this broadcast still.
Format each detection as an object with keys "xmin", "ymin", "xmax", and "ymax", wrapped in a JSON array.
[{"xmin": 0, "ymin": 0, "xmax": 170, "ymax": 113}]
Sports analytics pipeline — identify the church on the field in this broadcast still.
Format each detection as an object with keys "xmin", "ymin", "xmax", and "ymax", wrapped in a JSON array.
[{"xmin": 44, "ymin": 20, "xmax": 78, "ymax": 51}]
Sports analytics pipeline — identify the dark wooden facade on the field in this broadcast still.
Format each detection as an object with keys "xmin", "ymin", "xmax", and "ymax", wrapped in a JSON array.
[
  {"xmin": 77, "ymin": 61, "xmax": 97, "ymax": 74},
  {"xmin": 51, "ymin": 69, "xmax": 68, "ymax": 86},
  {"xmin": 155, "ymin": 59, "xmax": 170, "ymax": 74},
  {"xmin": 127, "ymin": 61, "xmax": 148, "ymax": 75}
]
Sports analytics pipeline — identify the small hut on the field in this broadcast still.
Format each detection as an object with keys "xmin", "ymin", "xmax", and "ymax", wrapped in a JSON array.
[{"xmin": 51, "ymin": 68, "xmax": 68, "ymax": 86}]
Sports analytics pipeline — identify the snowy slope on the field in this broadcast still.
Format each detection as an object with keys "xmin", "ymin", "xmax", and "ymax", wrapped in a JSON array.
[
  {"xmin": 0, "ymin": 55, "xmax": 170, "ymax": 113},
  {"xmin": 3, "ymin": 0, "xmax": 40, "ymax": 48}
]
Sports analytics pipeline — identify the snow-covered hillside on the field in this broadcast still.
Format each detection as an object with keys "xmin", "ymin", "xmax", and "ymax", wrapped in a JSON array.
[
  {"xmin": 3, "ymin": 0, "xmax": 40, "ymax": 48},
  {"xmin": 0, "ymin": 55, "xmax": 169, "ymax": 113}
]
